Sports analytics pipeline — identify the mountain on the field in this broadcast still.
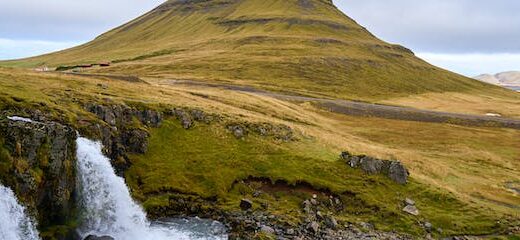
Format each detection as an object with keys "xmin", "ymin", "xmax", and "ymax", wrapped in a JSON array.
[
  {"xmin": 475, "ymin": 71, "xmax": 520, "ymax": 87},
  {"xmin": 1, "ymin": 0, "xmax": 520, "ymax": 239},
  {"xmin": 1, "ymin": 0, "xmax": 502, "ymax": 101}
]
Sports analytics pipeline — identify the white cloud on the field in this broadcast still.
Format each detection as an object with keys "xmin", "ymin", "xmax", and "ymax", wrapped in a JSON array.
[
  {"xmin": 0, "ymin": 38, "xmax": 79, "ymax": 60},
  {"xmin": 417, "ymin": 52, "xmax": 520, "ymax": 76},
  {"xmin": 334, "ymin": 0, "xmax": 520, "ymax": 53}
]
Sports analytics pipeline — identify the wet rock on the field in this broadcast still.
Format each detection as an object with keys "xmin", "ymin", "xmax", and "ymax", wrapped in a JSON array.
[
  {"xmin": 1, "ymin": 118, "xmax": 77, "ymax": 238},
  {"xmin": 240, "ymin": 199, "xmax": 253, "ymax": 210},
  {"xmin": 84, "ymin": 235, "xmax": 115, "ymax": 240}
]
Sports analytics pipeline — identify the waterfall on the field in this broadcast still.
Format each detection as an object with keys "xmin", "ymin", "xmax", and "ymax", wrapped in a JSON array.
[
  {"xmin": 0, "ymin": 185, "xmax": 40, "ymax": 240},
  {"xmin": 75, "ymin": 137, "xmax": 226, "ymax": 240}
]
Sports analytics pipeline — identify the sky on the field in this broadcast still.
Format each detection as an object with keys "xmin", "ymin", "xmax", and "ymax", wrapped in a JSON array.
[{"xmin": 0, "ymin": 0, "xmax": 519, "ymax": 76}]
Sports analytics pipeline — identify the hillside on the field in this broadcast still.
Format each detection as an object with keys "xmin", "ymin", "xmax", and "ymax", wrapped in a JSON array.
[
  {"xmin": 0, "ymin": 0, "xmax": 510, "ymax": 102},
  {"xmin": 1, "ymin": 0, "xmax": 520, "ymax": 239}
]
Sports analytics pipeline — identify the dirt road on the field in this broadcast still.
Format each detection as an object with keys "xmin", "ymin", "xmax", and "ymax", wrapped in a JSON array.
[{"xmin": 164, "ymin": 79, "xmax": 520, "ymax": 130}]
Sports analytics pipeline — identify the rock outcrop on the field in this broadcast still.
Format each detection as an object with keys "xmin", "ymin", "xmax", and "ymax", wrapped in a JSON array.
[
  {"xmin": 84, "ymin": 103, "xmax": 162, "ymax": 174},
  {"xmin": 226, "ymin": 122, "xmax": 295, "ymax": 141},
  {"xmin": 0, "ymin": 117, "xmax": 77, "ymax": 239},
  {"xmin": 340, "ymin": 152, "xmax": 409, "ymax": 184}
]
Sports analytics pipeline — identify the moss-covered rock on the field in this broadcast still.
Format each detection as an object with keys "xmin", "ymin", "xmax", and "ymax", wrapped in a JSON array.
[{"xmin": 0, "ymin": 117, "xmax": 77, "ymax": 240}]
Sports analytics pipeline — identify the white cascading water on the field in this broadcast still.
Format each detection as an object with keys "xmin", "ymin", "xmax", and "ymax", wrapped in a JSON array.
[
  {"xmin": 0, "ymin": 184, "xmax": 40, "ymax": 240},
  {"xmin": 75, "ymin": 137, "xmax": 227, "ymax": 240}
]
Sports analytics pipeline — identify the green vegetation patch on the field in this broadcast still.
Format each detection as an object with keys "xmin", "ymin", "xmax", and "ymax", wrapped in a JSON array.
[{"xmin": 126, "ymin": 118, "xmax": 509, "ymax": 236}]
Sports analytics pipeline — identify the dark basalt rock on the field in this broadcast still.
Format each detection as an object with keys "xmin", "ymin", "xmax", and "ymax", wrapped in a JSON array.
[
  {"xmin": 340, "ymin": 151, "xmax": 409, "ymax": 185},
  {"xmin": 84, "ymin": 235, "xmax": 115, "ymax": 240},
  {"xmin": 0, "ymin": 117, "xmax": 77, "ymax": 239},
  {"xmin": 83, "ymin": 103, "xmax": 163, "ymax": 175},
  {"xmin": 240, "ymin": 199, "xmax": 253, "ymax": 211}
]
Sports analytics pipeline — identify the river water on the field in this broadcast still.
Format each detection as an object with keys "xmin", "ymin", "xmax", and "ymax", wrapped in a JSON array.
[{"xmin": 75, "ymin": 137, "xmax": 227, "ymax": 240}]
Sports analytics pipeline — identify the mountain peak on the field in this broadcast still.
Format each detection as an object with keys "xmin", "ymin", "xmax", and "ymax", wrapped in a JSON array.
[{"xmin": 2, "ymin": 0, "xmax": 494, "ymax": 101}]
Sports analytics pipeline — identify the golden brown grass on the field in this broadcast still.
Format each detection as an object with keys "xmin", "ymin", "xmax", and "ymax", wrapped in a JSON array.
[{"xmin": 1, "ymin": 67, "xmax": 518, "ymax": 231}]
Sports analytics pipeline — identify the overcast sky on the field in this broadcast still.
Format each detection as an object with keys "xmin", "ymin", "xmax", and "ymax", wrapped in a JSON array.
[{"xmin": 1, "ymin": 0, "xmax": 519, "ymax": 76}]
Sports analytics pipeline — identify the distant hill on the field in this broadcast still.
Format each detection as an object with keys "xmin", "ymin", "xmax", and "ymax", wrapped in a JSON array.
[
  {"xmin": 474, "ymin": 71, "xmax": 520, "ymax": 89},
  {"xmin": 0, "ymin": 0, "xmax": 509, "ymax": 101}
]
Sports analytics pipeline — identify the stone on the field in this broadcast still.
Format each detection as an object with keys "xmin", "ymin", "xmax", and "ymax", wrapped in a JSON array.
[
  {"xmin": 341, "ymin": 151, "xmax": 409, "ymax": 185},
  {"xmin": 316, "ymin": 211, "xmax": 324, "ymax": 219},
  {"xmin": 404, "ymin": 198, "xmax": 416, "ymax": 206},
  {"xmin": 307, "ymin": 221, "xmax": 320, "ymax": 233},
  {"xmin": 403, "ymin": 205, "xmax": 420, "ymax": 216},
  {"xmin": 228, "ymin": 125, "xmax": 246, "ymax": 138},
  {"xmin": 84, "ymin": 235, "xmax": 115, "ymax": 240},
  {"xmin": 324, "ymin": 215, "xmax": 338, "ymax": 229},
  {"xmin": 359, "ymin": 222, "xmax": 374, "ymax": 230},
  {"xmin": 424, "ymin": 222, "xmax": 433, "ymax": 232},
  {"xmin": 240, "ymin": 199, "xmax": 253, "ymax": 210},
  {"xmin": 302, "ymin": 200, "xmax": 312, "ymax": 213},
  {"xmin": 286, "ymin": 228, "xmax": 295, "ymax": 235},
  {"xmin": 387, "ymin": 161, "xmax": 409, "ymax": 185},
  {"xmin": 260, "ymin": 225, "xmax": 275, "ymax": 235},
  {"xmin": 359, "ymin": 157, "xmax": 384, "ymax": 174}
]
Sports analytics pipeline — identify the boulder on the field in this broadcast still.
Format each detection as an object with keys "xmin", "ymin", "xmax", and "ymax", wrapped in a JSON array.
[
  {"xmin": 341, "ymin": 151, "xmax": 409, "ymax": 185},
  {"xmin": 240, "ymin": 199, "xmax": 253, "ymax": 210},
  {"xmin": 359, "ymin": 157, "xmax": 384, "ymax": 174},
  {"xmin": 403, "ymin": 205, "xmax": 419, "ymax": 216},
  {"xmin": 387, "ymin": 161, "xmax": 409, "ymax": 184},
  {"xmin": 84, "ymin": 235, "xmax": 115, "ymax": 240}
]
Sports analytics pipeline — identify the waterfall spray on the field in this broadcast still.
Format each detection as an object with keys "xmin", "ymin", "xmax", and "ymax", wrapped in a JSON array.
[
  {"xmin": 75, "ymin": 137, "xmax": 226, "ymax": 240},
  {"xmin": 0, "ymin": 184, "xmax": 40, "ymax": 240}
]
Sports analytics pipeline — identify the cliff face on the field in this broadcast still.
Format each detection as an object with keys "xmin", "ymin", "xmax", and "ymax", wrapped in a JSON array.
[{"xmin": 0, "ymin": 118, "xmax": 77, "ymax": 239}]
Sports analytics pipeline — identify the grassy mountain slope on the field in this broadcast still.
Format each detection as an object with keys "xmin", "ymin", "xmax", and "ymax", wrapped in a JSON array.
[
  {"xmin": 1, "ymin": 0, "xmax": 512, "ymax": 102},
  {"xmin": 0, "ymin": 67, "xmax": 518, "ymax": 238}
]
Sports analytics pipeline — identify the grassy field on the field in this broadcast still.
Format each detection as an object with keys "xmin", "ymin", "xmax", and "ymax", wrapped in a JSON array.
[{"xmin": 0, "ymin": 67, "xmax": 518, "ymax": 237}]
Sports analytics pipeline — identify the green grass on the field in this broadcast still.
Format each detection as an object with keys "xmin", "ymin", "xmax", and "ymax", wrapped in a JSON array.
[
  {"xmin": 0, "ymin": 67, "xmax": 518, "ymax": 237},
  {"xmin": 125, "ymin": 118, "xmax": 513, "ymax": 237}
]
